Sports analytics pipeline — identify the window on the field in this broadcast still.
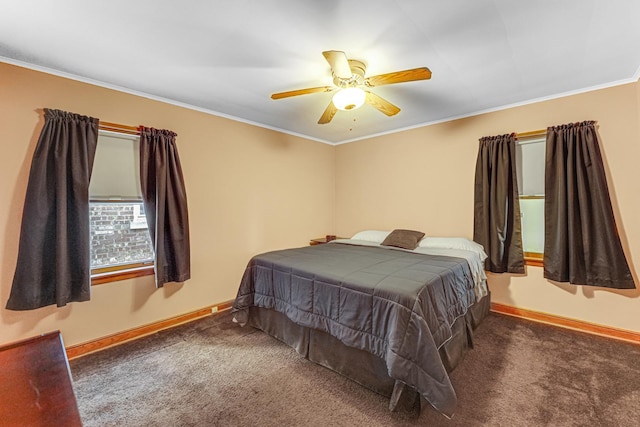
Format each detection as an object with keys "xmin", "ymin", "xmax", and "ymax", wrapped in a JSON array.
[
  {"xmin": 89, "ymin": 130, "xmax": 154, "ymax": 284},
  {"xmin": 130, "ymin": 204, "xmax": 148, "ymax": 229},
  {"xmin": 515, "ymin": 135, "xmax": 545, "ymax": 264}
]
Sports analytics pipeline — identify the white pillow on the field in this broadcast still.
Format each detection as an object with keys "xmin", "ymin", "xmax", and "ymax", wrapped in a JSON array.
[
  {"xmin": 419, "ymin": 237, "xmax": 486, "ymax": 256},
  {"xmin": 350, "ymin": 230, "xmax": 391, "ymax": 244}
]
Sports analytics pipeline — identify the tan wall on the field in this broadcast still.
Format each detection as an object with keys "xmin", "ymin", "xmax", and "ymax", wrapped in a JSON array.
[
  {"xmin": 336, "ymin": 81, "xmax": 640, "ymax": 333},
  {"xmin": 0, "ymin": 63, "xmax": 335, "ymax": 346},
  {"xmin": 2, "ymin": 60, "xmax": 638, "ymax": 347}
]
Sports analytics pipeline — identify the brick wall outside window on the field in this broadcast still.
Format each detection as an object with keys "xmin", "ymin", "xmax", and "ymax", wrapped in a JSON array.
[{"xmin": 90, "ymin": 202, "xmax": 154, "ymax": 268}]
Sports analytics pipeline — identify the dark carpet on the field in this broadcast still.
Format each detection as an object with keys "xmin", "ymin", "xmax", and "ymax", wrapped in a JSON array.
[{"xmin": 70, "ymin": 311, "xmax": 640, "ymax": 426}]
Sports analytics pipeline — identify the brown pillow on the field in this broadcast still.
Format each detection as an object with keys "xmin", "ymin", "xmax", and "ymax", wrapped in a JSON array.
[{"xmin": 381, "ymin": 229, "xmax": 425, "ymax": 250}]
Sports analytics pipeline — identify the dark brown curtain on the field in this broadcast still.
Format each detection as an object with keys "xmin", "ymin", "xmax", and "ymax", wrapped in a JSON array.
[
  {"xmin": 6, "ymin": 109, "xmax": 98, "ymax": 310},
  {"xmin": 544, "ymin": 121, "xmax": 635, "ymax": 289},
  {"xmin": 139, "ymin": 127, "xmax": 190, "ymax": 288},
  {"xmin": 473, "ymin": 133, "xmax": 525, "ymax": 273}
]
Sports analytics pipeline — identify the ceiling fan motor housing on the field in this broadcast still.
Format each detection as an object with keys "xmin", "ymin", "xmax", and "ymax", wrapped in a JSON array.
[{"xmin": 333, "ymin": 59, "xmax": 366, "ymax": 88}]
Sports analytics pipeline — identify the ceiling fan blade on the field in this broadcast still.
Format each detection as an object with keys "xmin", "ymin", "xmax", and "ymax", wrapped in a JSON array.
[
  {"xmin": 365, "ymin": 67, "xmax": 432, "ymax": 87},
  {"xmin": 365, "ymin": 91, "xmax": 401, "ymax": 116},
  {"xmin": 271, "ymin": 86, "xmax": 334, "ymax": 100},
  {"xmin": 322, "ymin": 50, "xmax": 352, "ymax": 79},
  {"xmin": 318, "ymin": 101, "xmax": 338, "ymax": 124}
]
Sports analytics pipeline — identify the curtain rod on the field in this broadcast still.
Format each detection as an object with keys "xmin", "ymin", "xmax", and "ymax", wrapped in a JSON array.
[
  {"xmin": 515, "ymin": 129, "xmax": 546, "ymax": 139},
  {"xmin": 516, "ymin": 121, "xmax": 599, "ymax": 140},
  {"xmin": 99, "ymin": 121, "xmax": 139, "ymax": 136}
]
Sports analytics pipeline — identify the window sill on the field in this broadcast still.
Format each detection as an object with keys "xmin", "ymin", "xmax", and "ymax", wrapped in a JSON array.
[
  {"xmin": 91, "ymin": 265, "xmax": 154, "ymax": 286},
  {"xmin": 524, "ymin": 255, "xmax": 543, "ymax": 267}
]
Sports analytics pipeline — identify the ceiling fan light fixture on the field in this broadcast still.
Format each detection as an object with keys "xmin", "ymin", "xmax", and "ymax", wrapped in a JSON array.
[{"xmin": 332, "ymin": 87, "xmax": 366, "ymax": 111}]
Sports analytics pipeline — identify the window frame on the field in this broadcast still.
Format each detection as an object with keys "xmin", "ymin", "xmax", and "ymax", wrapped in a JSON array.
[
  {"xmin": 91, "ymin": 262, "xmax": 154, "ymax": 285},
  {"xmin": 523, "ymin": 251, "xmax": 544, "ymax": 267},
  {"xmin": 89, "ymin": 123, "xmax": 155, "ymax": 285}
]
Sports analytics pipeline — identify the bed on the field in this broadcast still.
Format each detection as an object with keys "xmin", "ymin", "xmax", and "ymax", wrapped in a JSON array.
[{"xmin": 232, "ymin": 230, "xmax": 490, "ymax": 417}]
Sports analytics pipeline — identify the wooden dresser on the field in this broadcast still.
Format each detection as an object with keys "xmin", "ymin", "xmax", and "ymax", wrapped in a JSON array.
[{"xmin": 0, "ymin": 331, "xmax": 82, "ymax": 426}]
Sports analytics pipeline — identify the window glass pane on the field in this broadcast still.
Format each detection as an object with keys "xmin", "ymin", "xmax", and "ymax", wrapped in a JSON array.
[
  {"xmin": 89, "ymin": 201, "xmax": 153, "ymax": 269},
  {"xmin": 89, "ymin": 131, "xmax": 153, "ymax": 274},
  {"xmin": 516, "ymin": 137, "xmax": 545, "ymax": 196},
  {"xmin": 520, "ymin": 197, "xmax": 545, "ymax": 254}
]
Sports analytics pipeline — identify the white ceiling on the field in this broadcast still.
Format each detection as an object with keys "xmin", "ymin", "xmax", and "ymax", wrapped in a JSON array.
[{"xmin": 2, "ymin": 0, "xmax": 640, "ymax": 144}]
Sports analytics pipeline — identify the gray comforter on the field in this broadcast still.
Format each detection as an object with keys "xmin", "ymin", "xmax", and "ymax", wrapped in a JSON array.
[{"xmin": 232, "ymin": 242, "xmax": 477, "ymax": 416}]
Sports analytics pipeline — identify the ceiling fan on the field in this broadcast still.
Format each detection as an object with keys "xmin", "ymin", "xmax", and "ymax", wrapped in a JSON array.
[{"xmin": 271, "ymin": 50, "xmax": 432, "ymax": 124}]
